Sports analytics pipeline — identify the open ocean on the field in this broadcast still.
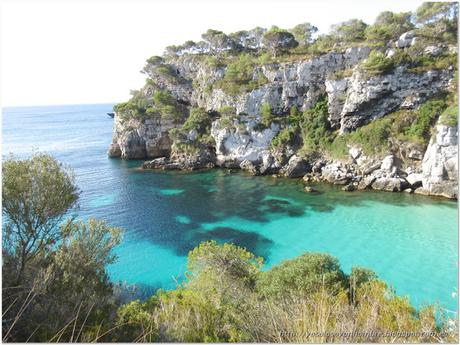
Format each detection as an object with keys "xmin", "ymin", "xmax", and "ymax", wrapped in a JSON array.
[{"xmin": 2, "ymin": 103, "xmax": 458, "ymax": 312}]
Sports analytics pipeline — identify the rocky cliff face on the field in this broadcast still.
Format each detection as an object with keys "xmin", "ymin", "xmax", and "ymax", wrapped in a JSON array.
[
  {"xmin": 109, "ymin": 31, "xmax": 457, "ymax": 199},
  {"xmin": 419, "ymin": 122, "xmax": 458, "ymax": 198},
  {"xmin": 193, "ymin": 47, "xmax": 371, "ymax": 116},
  {"xmin": 108, "ymin": 114, "xmax": 175, "ymax": 159},
  {"xmin": 211, "ymin": 118, "xmax": 280, "ymax": 168},
  {"xmin": 326, "ymin": 67, "xmax": 453, "ymax": 132}
]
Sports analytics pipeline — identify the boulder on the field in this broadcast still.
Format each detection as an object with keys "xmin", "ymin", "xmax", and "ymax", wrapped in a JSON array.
[
  {"xmin": 380, "ymin": 155, "xmax": 395, "ymax": 172},
  {"xmin": 349, "ymin": 147, "xmax": 361, "ymax": 160},
  {"xmin": 240, "ymin": 159, "xmax": 260, "ymax": 175},
  {"xmin": 361, "ymin": 162, "xmax": 381, "ymax": 175},
  {"xmin": 321, "ymin": 163, "xmax": 350, "ymax": 185},
  {"xmin": 342, "ymin": 184, "xmax": 355, "ymax": 192},
  {"xmin": 406, "ymin": 173, "xmax": 423, "ymax": 188},
  {"xmin": 259, "ymin": 152, "xmax": 276, "ymax": 175},
  {"xmin": 283, "ymin": 155, "xmax": 311, "ymax": 178},
  {"xmin": 304, "ymin": 186, "xmax": 319, "ymax": 193},
  {"xmin": 371, "ymin": 177, "xmax": 409, "ymax": 192},
  {"xmin": 357, "ymin": 175, "xmax": 376, "ymax": 190},
  {"xmin": 108, "ymin": 143, "xmax": 121, "ymax": 157},
  {"xmin": 396, "ymin": 31, "xmax": 416, "ymax": 49},
  {"xmin": 169, "ymin": 145, "xmax": 216, "ymax": 170},
  {"xmin": 408, "ymin": 149, "xmax": 424, "ymax": 161},
  {"xmin": 424, "ymin": 45, "xmax": 444, "ymax": 56},
  {"xmin": 142, "ymin": 157, "xmax": 169, "ymax": 169}
]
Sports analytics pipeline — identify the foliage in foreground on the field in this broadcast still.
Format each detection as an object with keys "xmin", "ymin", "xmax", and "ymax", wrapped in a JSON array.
[
  {"xmin": 2, "ymin": 157, "xmax": 458, "ymax": 342},
  {"xmin": 2, "ymin": 154, "xmax": 123, "ymax": 342},
  {"xmin": 113, "ymin": 241, "xmax": 457, "ymax": 343}
]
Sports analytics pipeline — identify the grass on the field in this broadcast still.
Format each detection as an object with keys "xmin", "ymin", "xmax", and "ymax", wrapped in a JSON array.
[
  {"xmin": 439, "ymin": 104, "xmax": 458, "ymax": 126},
  {"xmin": 323, "ymin": 95, "xmax": 452, "ymax": 158}
]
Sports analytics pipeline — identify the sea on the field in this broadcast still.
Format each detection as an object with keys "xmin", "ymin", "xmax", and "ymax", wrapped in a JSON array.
[{"xmin": 2, "ymin": 103, "xmax": 458, "ymax": 312}]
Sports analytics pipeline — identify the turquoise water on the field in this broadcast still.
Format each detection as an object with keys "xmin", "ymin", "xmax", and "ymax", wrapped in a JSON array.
[{"xmin": 2, "ymin": 104, "xmax": 458, "ymax": 312}]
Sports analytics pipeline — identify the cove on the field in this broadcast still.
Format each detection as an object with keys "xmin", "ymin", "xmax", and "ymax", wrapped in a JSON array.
[
  {"xmin": 106, "ymin": 166, "xmax": 458, "ymax": 312},
  {"xmin": 2, "ymin": 104, "xmax": 458, "ymax": 313}
]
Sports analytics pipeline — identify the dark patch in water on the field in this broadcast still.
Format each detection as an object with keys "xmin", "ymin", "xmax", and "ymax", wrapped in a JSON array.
[
  {"xmin": 259, "ymin": 198, "xmax": 306, "ymax": 217},
  {"xmin": 174, "ymin": 226, "xmax": 274, "ymax": 259}
]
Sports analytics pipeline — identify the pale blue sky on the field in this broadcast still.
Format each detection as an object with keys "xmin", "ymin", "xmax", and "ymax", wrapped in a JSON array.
[{"xmin": 1, "ymin": 0, "xmax": 427, "ymax": 106}]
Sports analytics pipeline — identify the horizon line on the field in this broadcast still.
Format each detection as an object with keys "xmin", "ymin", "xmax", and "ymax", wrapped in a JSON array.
[{"xmin": 2, "ymin": 101, "xmax": 119, "ymax": 109}]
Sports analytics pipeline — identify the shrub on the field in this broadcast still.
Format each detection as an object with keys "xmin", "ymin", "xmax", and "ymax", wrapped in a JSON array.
[
  {"xmin": 109, "ymin": 242, "xmax": 456, "ymax": 343},
  {"xmin": 307, "ymin": 34, "xmax": 336, "ymax": 55},
  {"xmin": 260, "ymin": 103, "xmax": 274, "ymax": 127},
  {"xmin": 152, "ymin": 90, "xmax": 186, "ymax": 123},
  {"xmin": 406, "ymin": 97, "xmax": 448, "ymax": 139},
  {"xmin": 216, "ymin": 54, "xmax": 268, "ymax": 95},
  {"xmin": 408, "ymin": 53, "xmax": 458, "ymax": 74},
  {"xmin": 300, "ymin": 97, "xmax": 333, "ymax": 153},
  {"xmin": 187, "ymin": 240, "xmax": 263, "ymax": 290},
  {"xmin": 182, "ymin": 107, "xmax": 211, "ymax": 135},
  {"xmin": 362, "ymin": 50, "xmax": 394, "ymax": 76},
  {"xmin": 257, "ymin": 252, "xmax": 348, "ymax": 299},
  {"xmin": 439, "ymin": 104, "xmax": 458, "ymax": 126},
  {"xmin": 114, "ymin": 90, "xmax": 149, "ymax": 118},
  {"xmin": 223, "ymin": 54, "xmax": 254, "ymax": 84},
  {"xmin": 271, "ymin": 126, "xmax": 298, "ymax": 149},
  {"xmin": 348, "ymin": 119, "xmax": 392, "ymax": 151}
]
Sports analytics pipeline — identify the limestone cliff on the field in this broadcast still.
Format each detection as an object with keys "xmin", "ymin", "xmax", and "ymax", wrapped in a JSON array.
[
  {"xmin": 419, "ymin": 122, "xmax": 458, "ymax": 198},
  {"xmin": 109, "ymin": 25, "xmax": 458, "ymax": 199}
]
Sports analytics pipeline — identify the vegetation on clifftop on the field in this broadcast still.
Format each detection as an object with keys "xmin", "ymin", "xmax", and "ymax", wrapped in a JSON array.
[{"xmin": 113, "ymin": 1, "xmax": 458, "ymax": 158}]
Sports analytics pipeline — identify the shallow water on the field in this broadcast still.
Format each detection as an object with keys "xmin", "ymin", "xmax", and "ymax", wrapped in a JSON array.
[{"xmin": 2, "ymin": 104, "xmax": 458, "ymax": 311}]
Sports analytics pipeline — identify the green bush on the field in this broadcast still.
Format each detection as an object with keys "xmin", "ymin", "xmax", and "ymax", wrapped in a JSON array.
[
  {"xmin": 155, "ymin": 64, "xmax": 176, "ymax": 76},
  {"xmin": 408, "ymin": 53, "xmax": 458, "ymax": 74},
  {"xmin": 216, "ymin": 54, "xmax": 268, "ymax": 95},
  {"xmin": 349, "ymin": 119, "xmax": 392, "ymax": 151},
  {"xmin": 439, "ymin": 104, "xmax": 458, "ymax": 126},
  {"xmin": 261, "ymin": 103, "xmax": 274, "ymax": 127},
  {"xmin": 256, "ymin": 252, "xmax": 348, "ymax": 298},
  {"xmin": 152, "ymin": 90, "xmax": 186, "ymax": 123},
  {"xmin": 114, "ymin": 90, "xmax": 150, "ymax": 118},
  {"xmin": 406, "ymin": 98, "xmax": 448, "ymax": 139},
  {"xmin": 307, "ymin": 34, "xmax": 336, "ymax": 55},
  {"xmin": 271, "ymin": 126, "xmax": 298, "ymax": 149},
  {"xmin": 300, "ymin": 97, "xmax": 333, "ymax": 153},
  {"xmin": 182, "ymin": 107, "xmax": 211, "ymax": 135},
  {"xmin": 107, "ymin": 241, "xmax": 456, "ymax": 342},
  {"xmin": 325, "ymin": 96, "xmax": 452, "ymax": 157},
  {"xmin": 362, "ymin": 50, "xmax": 394, "ymax": 76}
]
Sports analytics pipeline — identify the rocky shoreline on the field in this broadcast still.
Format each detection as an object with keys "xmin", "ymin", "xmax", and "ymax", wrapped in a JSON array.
[{"xmin": 138, "ymin": 120, "xmax": 458, "ymax": 199}]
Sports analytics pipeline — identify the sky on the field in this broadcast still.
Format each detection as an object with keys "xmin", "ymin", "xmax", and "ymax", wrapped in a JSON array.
[{"xmin": 1, "ymin": 0, "xmax": 428, "ymax": 107}]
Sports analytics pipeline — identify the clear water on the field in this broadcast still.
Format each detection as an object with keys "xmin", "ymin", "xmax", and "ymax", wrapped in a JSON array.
[{"xmin": 2, "ymin": 104, "xmax": 458, "ymax": 312}]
